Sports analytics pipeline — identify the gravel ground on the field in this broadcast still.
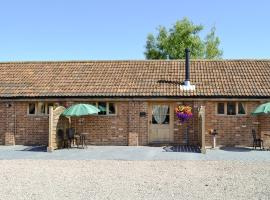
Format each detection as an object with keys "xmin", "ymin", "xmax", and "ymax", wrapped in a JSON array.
[{"xmin": 0, "ymin": 160, "xmax": 270, "ymax": 200}]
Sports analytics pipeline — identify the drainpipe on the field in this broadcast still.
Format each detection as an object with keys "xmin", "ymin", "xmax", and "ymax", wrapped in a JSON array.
[{"xmin": 14, "ymin": 102, "xmax": 16, "ymax": 145}]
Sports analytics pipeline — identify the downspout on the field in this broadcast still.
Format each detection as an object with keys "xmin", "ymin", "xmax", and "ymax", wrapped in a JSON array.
[
  {"xmin": 14, "ymin": 102, "xmax": 16, "ymax": 145},
  {"xmin": 127, "ymin": 101, "xmax": 130, "ymax": 145}
]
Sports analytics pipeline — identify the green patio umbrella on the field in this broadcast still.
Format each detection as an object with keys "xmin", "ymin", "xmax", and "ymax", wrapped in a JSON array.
[
  {"xmin": 252, "ymin": 102, "xmax": 270, "ymax": 115},
  {"xmin": 62, "ymin": 104, "xmax": 100, "ymax": 117},
  {"xmin": 62, "ymin": 104, "xmax": 100, "ymax": 136}
]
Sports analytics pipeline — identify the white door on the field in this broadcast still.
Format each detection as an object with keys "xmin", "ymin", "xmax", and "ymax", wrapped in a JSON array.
[{"xmin": 149, "ymin": 104, "xmax": 173, "ymax": 143}]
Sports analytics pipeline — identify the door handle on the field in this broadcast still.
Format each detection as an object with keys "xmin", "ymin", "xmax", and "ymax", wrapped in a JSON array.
[{"xmin": 149, "ymin": 120, "xmax": 152, "ymax": 124}]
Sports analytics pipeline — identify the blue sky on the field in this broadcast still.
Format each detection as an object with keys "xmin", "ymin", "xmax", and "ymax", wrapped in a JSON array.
[{"xmin": 0, "ymin": 0, "xmax": 269, "ymax": 61}]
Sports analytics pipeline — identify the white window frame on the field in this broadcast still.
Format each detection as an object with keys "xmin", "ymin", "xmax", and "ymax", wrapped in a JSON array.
[{"xmin": 216, "ymin": 102, "xmax": 247, "ymax": 116}]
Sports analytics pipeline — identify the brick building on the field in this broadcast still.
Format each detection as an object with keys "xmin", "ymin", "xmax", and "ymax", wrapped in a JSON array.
[{"xmin": 0, "ymin": 56, "xmax": 270, "ymax": 149}]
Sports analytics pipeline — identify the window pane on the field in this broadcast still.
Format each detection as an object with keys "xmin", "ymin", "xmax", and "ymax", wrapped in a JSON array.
[
  {"xmin": 108, "ymin": 103, "xmax": 116, "ymax": 115},
  {"xmin": 152, "ymin": 105, "xmax": 169, "ymax": 124},
  {"xmin": 217, "ymin": 103, "xmax": 225, "ymax": 114},
  {"xmin": 165, "ymin": 106, "xmax": 170, "ymax": 115},
  {"xmin": 227, "ymin": 102, "xmax": 236, "ymax": 115},
  {"xmin": 38, "ymin": 102, "xmax": 46, "ymax": 114},
  {"xmin": 88, "ymin": 102, "xmax": 96, "ymax": 106},
  {"xmin": 238, "ymin": 103, "xmax": 246, "ymax": 114},
  {"xmin": 28, "ymin": 103, "xmax": 36, "ymax": 115},
  {"xmin": 152, "ymin": 115, "xmax": 158, "ymax": 124},
  {"xmin": 162, "ymin": 115, "xmax": 170, "ymax": 124},
  {"xmin": 98, "ymin": 102, "xmax": 107, "ymax": 115}
]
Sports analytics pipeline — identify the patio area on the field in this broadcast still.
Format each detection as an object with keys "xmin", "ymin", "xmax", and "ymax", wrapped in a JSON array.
[{"xmin": 0, "ymin": 145, "xmax": 269, "ymax": 161}]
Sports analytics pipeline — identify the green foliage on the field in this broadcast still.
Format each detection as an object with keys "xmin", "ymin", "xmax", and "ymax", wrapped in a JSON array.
[
  {"xmin": 144, "ymin": 18, "xmax": 223, "ymax": 59},
  {"xmin": 204, "ymin": 27, "xmax": 223, "ymax": 59}
]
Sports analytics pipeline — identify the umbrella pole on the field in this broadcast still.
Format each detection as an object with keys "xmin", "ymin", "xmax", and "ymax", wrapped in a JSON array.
[
  {"xmin": 68, "ymin": 117, "xmax": 71, "ymax": 128},
  {"xmin": 75, "ymin": 118, "xmax": 76, "ymax": 134}
]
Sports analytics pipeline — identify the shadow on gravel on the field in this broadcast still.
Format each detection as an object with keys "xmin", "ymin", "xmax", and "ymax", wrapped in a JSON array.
[
  {"xmin": 16, "ymin": 146, "xmax": 47, "ymax": 152},
  {"xmin": 219, "ymin": 147, "xmax": 253, "ymax": 152}
]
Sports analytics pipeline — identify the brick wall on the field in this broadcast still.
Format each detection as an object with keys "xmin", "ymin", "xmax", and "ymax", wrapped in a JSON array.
[
  {"xmin": 0, "ymin": 100, "xmax": 267, "ymax": 147},
  {"xmin": 173, "ymin": 101, "xmax": 202, "ymax": 146},
  {"xmin": 127, "ymin": 101, "xmax": 148, "ymax": 145},
  {"xmin": 204, "ymin": 101, "xmax": 260, "ymax": 147},
  {"xmin": 0, "ymin": 101, "xmax": 149, "ymax": 146},
  {"xmin": 0, "ymin": 103, "xmax": 6, "ymax": 144},
  {"xmin": 259, "ymin": 115, "xmax": 270, "ymax": 147},
  {"xmin": 0, "ymin": 102, "xmax": 49, "ymax": 145},
  {"xmin": 71, "ymin": 102, "xmax": 128, "ymax": 145},
  {"xmin": 70, "ymin": 101, "xmax": 148, "ymax": 146}
]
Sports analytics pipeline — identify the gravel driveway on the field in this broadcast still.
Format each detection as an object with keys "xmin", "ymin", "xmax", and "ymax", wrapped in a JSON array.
[{"xmin": 1, "ymin": 160, "xmax": 270, "ymax": 200}]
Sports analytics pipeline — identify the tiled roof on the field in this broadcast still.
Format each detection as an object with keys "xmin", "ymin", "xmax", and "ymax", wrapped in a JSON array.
[{"xmin": 0, "ymin": 60, "xmax": 270, "ymax": 98}]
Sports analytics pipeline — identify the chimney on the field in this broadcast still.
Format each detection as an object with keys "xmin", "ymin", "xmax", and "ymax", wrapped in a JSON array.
[
  {"xmin": 185, "ymin": 48, "xmax": 190, "ymax": 86},
  {"xmin": 181, "ymin": 48, "xmax": 195, "ymax": 91}
]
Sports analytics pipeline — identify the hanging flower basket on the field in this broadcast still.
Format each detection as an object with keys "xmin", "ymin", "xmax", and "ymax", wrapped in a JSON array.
[{"xmin": 175, "ymin": 105, "xmax": 193, "ymax": 123}]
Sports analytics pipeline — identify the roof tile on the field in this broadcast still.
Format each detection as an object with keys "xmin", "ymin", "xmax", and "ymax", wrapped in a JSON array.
[{"xmin": 0, "ymin": 60, "xmax": 269, "ymax": 98}]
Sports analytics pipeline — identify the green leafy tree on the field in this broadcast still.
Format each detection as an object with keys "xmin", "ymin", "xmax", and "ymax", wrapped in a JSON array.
[
  {"xmin": 144, "ymin": 18, "xmax": 223, "ymax": 59},
  {"xmin": 204, "ymin": 27, "xmax": 223, "ymax": 59}
]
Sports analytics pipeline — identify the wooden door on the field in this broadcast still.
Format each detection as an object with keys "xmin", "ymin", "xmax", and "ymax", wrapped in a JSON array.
[{"xmin": 149, "ymin": 103, "xmax": 173, "ymax": 143}]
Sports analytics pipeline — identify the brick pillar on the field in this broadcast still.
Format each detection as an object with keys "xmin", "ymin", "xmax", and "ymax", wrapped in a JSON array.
[
  {"xmin": 5, "ymin": 102, "xmax": 15, "ymax": 145},
  {"xmin": 259, "ymin": 115, "xmax": 270, "ymax": 148},
  {"xmin": 128, "ymin": 101, "xmax": 148, "ymax": 146},
  {"xmin": 128, "ymin": 132, "xmax": 138, "ymax": 146}
]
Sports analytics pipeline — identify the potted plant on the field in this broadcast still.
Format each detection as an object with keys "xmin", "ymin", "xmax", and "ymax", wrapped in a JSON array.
[{"xmin": 175, "ymin": 105, "xmax": 193, "ymax": 123}]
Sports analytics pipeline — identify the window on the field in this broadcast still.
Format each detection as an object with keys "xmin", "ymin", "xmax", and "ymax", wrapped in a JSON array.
[
  {"xmin": 152, "ymin": 105, "xmax": 170, "ymax": 124},
  {"xmin": 217, "ymin": 102, "xmax": 246, "ymax": 116},
  {"xmin": 28, "ymin": 102, "xmax": 57, "ymax": 116},
  {"xmin": 217, "ymin": 103, "xmax": 225, "ymax": 114},
  {"xmin": 89, "ymin": 102, "xmax": 117, "ymax": 116},
  {"xmin": 238, "ymin": 102, "xmax": 246, "ymax": 115},
  {"xmin": 98, "ymin": 102, "xmax": 107, "ymax": 115},
  {"xmin": 108, "ymin": 103, "xmax": 116, "ymax": 115},
  {"xmin": 28, "ymin": 103, "xmax": 36, "ymax": 115},
  {"xmin": 38, "ymin": 102, "xmax": 46, "ymax": 114},
  {"xmin": 227, "ymin": 102, "xmax": 236, "ymax": 115},
  {"xmin": 89, "ymin": 102, "xmax": 96, "ymax": 106}
]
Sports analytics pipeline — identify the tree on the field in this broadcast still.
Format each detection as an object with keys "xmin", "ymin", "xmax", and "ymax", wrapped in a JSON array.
[
  {"xmin": 144, "ymin": 18, "xmax": 223, "ymax": 59},
  {"xmin": 204, "ymin": 27, "xmax": 223, "ymax": 59}
]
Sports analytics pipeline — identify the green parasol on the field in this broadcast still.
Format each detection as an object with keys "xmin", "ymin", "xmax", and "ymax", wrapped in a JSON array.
[
  {"xmin": 62, "ymin": 104, "xmax": 100, "ymax": 117},
  {"xmin": 252, "ymin": 102, "xmax": 270, "ymax": 115}
]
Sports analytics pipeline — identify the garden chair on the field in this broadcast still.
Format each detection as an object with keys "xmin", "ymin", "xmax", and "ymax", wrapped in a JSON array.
[
  {"xmin": 66, "ymin": 128, "xmax": 78, "ymax": 148},
  {"xmin": 252, "ymin": 129, "xmax": 264, "ymax": 150}
]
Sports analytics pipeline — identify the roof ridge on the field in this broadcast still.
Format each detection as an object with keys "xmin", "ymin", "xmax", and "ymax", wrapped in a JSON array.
[{"xmin": 0, "ymin": 59, "xmax": 270, "ymax": 64}]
